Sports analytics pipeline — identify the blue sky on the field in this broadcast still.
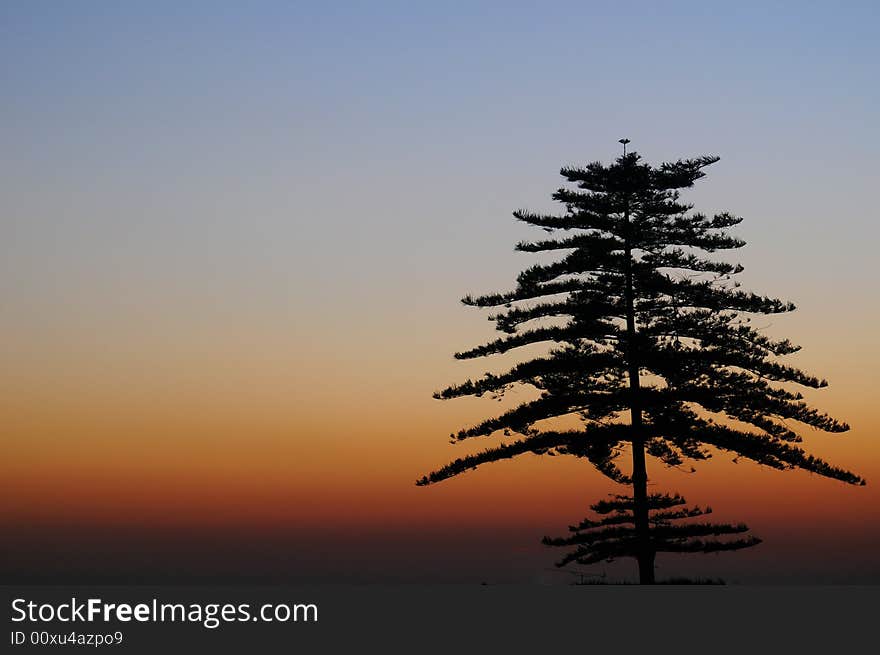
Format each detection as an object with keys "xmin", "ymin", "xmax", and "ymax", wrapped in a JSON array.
[{"xmin": 3, "ymin": 0, "xmax": 877, "ymax": 363}]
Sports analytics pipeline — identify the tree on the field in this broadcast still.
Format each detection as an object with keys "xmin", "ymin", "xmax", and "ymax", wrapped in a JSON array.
[
  {"xmin": 543, "ymin": 492, "xmax": 760, "ymax": 581},
  {"xmin": 417, "ymin": 142, "xmax": 865, "ymax": 584}
]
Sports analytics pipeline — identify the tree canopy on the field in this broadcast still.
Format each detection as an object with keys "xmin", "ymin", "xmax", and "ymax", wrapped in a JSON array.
[{"xmin": 419, "ymin": 149, "xmax": 861, "ymax": 488}]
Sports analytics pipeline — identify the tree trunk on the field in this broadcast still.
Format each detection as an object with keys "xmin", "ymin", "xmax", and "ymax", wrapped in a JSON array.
[
  {"xmin": 631, "ymin": 435, "xmax": 655, "ymax": 584},
  {"xmin": 623, "ymin": 183, "xmax": 655, "ymax": 584},
  {"xmin": 625, "ymin": 272, "xmax": 654, "ymax": 584}
]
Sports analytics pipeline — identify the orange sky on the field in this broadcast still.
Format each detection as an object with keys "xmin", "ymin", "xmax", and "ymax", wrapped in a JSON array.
[{"xmin": 3, "ymin": 292, "xmax": 878, "ymax": 582}]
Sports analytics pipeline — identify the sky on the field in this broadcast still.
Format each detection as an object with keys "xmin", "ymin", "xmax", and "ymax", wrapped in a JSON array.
[{"xmin": 2, "ymin": 1, "xmax": 879, "ymax": 583}]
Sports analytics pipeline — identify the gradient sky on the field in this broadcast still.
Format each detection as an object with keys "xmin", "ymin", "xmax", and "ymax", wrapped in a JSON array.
[{"xmin": 2, "ymin": 1, "xmax": 879, "ymax": 583}]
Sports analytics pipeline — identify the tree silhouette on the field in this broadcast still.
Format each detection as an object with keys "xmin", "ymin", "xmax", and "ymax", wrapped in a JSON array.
[
  {"xmin": 417, "ymin": 142, "xmax": 864, "ymax": 583},
  {"xmin": 543, "ymin": 492, "xmax": 760, "ymax": 582}
]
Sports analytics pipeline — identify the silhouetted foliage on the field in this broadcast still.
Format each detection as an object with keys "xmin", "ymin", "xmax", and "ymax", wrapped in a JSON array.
[
  {"xmin": 544, "ymin": 492, "xmax": 760, "ymax": 570},
  {"xmin": 418, "ymin": 143, "xmax": 863, "ymax": 583}
]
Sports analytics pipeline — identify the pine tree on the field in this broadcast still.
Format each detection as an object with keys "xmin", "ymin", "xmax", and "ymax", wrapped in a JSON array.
[
  {"xmin": 417, "ymin": 141, "xmax": 865, "ymax": 584},
  {"xmin": 543, "ymin": 492, "xmax": 760, "ymax": 582}
]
